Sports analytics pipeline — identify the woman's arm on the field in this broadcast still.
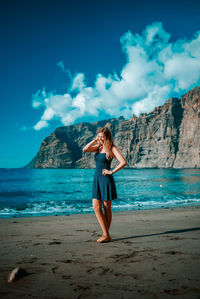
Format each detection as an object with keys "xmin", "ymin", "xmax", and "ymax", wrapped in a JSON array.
[
  {"xmin": 102, "ymin": 145, "xmax": 127, "ymax": 176},
  {"xmin": 83, "ymin": 137, "xmax": 99, "ymax": 152},
  {"xmin": 111, "ymin": 146, "xmax": 127, "ymax": 174}
]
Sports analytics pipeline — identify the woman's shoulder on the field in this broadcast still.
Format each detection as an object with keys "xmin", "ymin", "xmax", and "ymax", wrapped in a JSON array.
[{"xmin": 111, "ymin": 144, "xmax": 119, "ymax": 151}]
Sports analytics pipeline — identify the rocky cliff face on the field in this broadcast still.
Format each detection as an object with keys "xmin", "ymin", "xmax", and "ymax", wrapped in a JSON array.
[{"xmin": 25, "ymin": 87, "xmax": 200, "ymax": 169}]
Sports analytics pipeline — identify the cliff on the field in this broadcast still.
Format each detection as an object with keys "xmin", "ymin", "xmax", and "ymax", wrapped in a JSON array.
[{"xmin": 25, "ymin": 87, "xmax": 200, "ymax": 169}]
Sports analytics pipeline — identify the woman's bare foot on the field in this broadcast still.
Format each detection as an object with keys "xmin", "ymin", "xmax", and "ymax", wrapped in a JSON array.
[{"xmin": 96, "ymin": 234, "xmax": 111, "ymax": 243}]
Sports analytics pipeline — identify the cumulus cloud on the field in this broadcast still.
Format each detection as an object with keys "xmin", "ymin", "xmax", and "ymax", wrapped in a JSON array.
[
  {"xmin": 32, "ymin": 22, "xmax": 200, "ymax": 130},
  {"xmin": 34, "ymin": 120, "xmax": 49, "ymax": 130}
]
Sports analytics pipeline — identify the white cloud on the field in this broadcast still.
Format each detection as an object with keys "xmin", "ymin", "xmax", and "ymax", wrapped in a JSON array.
[
  {"xmin": 71, "ymin": 73, "xmax": 86, "ymax": 91},
  {"xmin": 164, "ymin": 53, "xmax": 200, "ymax": 91},
  {"xmin": 32, "ymin": 88, "xmax": 47, "ymax": 108},
  {"xmin": 34, "ymin": 120, "xmax": 49, "ymax": 130},
  {"xmin": 32, "ymin": 22, "xmax": 200, "ymax": 130}
]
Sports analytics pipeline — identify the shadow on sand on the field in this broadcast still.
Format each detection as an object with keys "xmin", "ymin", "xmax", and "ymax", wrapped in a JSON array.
[{"xmin": 110, "ymin": 226, "xmax": 200, "ymax": 242}]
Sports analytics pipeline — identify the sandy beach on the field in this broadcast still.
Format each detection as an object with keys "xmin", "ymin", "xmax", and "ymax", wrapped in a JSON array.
[{"xmin": 0, "ymin": 205, "xmax": 200, "ymax": 299}]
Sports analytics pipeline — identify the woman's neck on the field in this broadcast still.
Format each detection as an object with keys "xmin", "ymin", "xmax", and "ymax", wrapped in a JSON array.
[{"xmin": 99, "ymin": 145, "xmax": 106, "ymax": 153}]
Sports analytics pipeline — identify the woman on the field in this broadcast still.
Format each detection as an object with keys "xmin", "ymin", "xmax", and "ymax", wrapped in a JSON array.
[{"xmin": 83, "ymin": 127, "xmax": 127, "ymax": 243}]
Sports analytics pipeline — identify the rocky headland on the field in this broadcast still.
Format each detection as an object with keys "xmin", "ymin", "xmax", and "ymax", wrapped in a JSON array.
[{"xmin": 25, "ymin": 86, "xmax": 200, "ymax": 169}]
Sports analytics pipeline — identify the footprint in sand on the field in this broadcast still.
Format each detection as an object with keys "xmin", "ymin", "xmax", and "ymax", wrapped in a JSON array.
[
  {"xmin": 62, "ymin": 275, "xmax": 72, "ymax": 280},
  {"xmin": 164, "ymin": 288, "xmax": 188, "ymax": 295},
  {"xmin": 98, "ymin": 267, "xmax": 111, "ymax": 275},
  {"xmin": 51, "ymin": 266, "xmax": 59, "ymax": 274},
  {"xmin": 74, "ymin": 285, "xmax": 91, "ymax": 292},
  {"xmin": 48, "ymin": 241, "xmax": 62, "ymax": 245},
  {"xmin": 87, "ymin": 266, "xmax": 112, "ymax": 276},
  {"xmin": 113, "ymin": 272, "xmax": 138, "ymax": 279},
  {"xmin": 109, "ymin": 251, "xmax": 138, "ymax": 262},
  {"xmin": 121, "ymin": 240, "xmax": 133, "ymax": 244},
  {"xmin": 91, "ymin": 231, "xmax": 98, "ymax": 237},
  {"xmin": 56, "ymin": 259, "xmax": 73, "ymax": 264},
  {"xmin": 164, "ymin": 251, "xmax": 183, "ymax": 255},
  {"xmin": 18, "ymin": 257, "xmax": 38, "ymax": 264},
  {"xmin": 87, "ymin": 267, "xmax": 96, "ymax": 273},
  {"xmin": 56, "ymin": 258, "xmax": 81, "ymax": 264},
  {"xmin": 169, "ymin": 279, "xmax": 177, "ymax": 282}
]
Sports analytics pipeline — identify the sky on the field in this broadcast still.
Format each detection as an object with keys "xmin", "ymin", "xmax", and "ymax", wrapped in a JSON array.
[{"xmin": 1, "ymin": 0, "xmax": 200, "ymax": 168}]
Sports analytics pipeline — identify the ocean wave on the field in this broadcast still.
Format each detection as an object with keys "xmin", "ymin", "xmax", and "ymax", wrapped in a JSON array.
[
  {"xmin": 112, "ymin": 198, "xmax": 200, "ymax": 211},
  {"xmin": 0, "ymin": 197, "xmax": 200, "ymax": 218},
  {"xmin": 0, "ymin": 201, "xmax": 94, "ymax": 218}
]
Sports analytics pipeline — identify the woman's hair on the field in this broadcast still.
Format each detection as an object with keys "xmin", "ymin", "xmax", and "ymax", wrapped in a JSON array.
[{"xmin": 98, "ymin": 126, "xmax": 115, "ymax": 160}]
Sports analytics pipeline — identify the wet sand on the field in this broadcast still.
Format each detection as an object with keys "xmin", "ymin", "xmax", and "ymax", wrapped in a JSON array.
[{"xmin": 0, "ymin": 205, "xmax": 200, "ymax": 299}]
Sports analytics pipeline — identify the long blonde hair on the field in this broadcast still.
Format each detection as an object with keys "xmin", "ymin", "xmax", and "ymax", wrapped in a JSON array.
[{"xmin": 98, "ymin": 127, "xmax": 114, "ymax": 160}]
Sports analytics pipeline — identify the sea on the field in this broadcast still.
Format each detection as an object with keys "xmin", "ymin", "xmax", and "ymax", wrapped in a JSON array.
[{"xmin": 0, "ymin": 168, "xmax": 200, "ymax": 218}]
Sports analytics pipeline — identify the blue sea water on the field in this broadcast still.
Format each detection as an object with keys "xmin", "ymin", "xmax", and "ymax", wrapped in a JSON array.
[{"xmin": 0, "ymin": 168, "xmax": 199, "ymax": 218}]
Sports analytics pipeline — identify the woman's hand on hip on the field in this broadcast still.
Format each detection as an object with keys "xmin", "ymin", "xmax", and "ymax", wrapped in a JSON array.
[{"xmin": 102, "ymin": 169, "xmax": 112, "ymax": 176}]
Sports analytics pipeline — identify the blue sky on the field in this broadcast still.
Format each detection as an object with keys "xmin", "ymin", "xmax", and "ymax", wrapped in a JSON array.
[{"xmin": 1, "ymin": 0, "xmax": 200, "ymax": 168}]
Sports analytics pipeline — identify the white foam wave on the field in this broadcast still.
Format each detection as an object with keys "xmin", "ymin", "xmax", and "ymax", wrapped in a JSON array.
[{"xmin": 0, "ymin": 197, "xmax": 200, "ymax": 218}]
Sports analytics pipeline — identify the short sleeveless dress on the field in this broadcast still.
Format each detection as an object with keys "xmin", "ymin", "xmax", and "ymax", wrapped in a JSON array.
[{"xmin": 92, "ymin": 146, "xmax": 117, "ymax": 201}]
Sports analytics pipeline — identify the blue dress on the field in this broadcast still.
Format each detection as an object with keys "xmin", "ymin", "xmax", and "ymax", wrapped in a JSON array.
[{"xmin": 92, "ymin": 145, "xmax": 117, "ymax": 201}]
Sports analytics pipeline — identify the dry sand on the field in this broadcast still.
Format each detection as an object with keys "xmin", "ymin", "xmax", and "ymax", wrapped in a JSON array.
[{"xmin": 0, "ymin": 205, "xmax": 200, "ymax": 299}]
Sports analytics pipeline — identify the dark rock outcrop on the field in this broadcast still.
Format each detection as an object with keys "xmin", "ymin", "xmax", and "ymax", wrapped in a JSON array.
[{"xmin": 25, "ymin": 87, "xmax": 200, "ymax": 169}]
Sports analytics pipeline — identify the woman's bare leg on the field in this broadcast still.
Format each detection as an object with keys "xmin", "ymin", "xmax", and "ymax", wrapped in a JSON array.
[
  {"xmin": 92, "ymin": 198, "xmax": 111, "ymax": 242},
  {"xmin": 103, "ymin": 200, "xmax": 112, "ymax": 230}
]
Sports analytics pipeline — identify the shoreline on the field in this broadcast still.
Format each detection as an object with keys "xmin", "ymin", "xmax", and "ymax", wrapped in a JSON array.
[
  {"xmin": 1, "ymin": 203, "xmax": 200, "ymax": 219},
  {"xmin": 1, "ymin": 205, "xmax": 200, "ymax": 298}
]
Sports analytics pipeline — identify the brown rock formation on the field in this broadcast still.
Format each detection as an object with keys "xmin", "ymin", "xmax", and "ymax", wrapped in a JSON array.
[{"xmin": 25, "ymin": 87, "xmax": 200, "ymax": 169}]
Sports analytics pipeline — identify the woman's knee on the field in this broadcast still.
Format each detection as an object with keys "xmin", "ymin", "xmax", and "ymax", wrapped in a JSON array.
[
  {"xmin": 103, "ymin": 200, "xmax": 112, "ymax": 210},
  {"xmin": 92, "ymin": 198, "xmax": 102, "ymax": 212}
]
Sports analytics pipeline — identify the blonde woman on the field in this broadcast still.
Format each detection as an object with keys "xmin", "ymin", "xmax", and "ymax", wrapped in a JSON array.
[{"xmin": 83, "ymin": 127, "xmax": 127, "ymax": 243}]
